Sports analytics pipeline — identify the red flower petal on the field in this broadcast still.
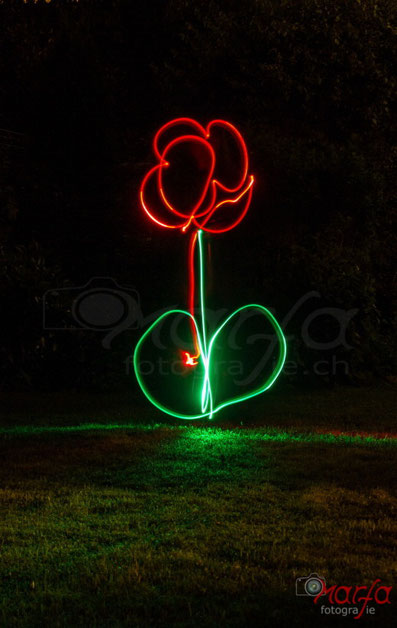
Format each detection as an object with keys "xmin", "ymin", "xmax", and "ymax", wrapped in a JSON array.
[{"xmin": 159, "ymin": 135, "xmax": 215, "ymax": 219}]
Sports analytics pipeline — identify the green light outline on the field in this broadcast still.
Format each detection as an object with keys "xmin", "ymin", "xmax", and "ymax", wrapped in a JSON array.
[
  {"xmin": 133, "ymin": 231, "xmax": 287, "ymax": 420},
  {"xmin": 197, "ymin": 229, "xmax": 213, "ymax": 416}
]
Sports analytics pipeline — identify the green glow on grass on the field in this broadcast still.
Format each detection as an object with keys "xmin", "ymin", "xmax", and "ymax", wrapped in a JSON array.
[
  {"xmin": 133, "ymin": 230, "xmax": 287, "ymax": 420},
  {"xmin": 1, "ymin": 424, "xmax": 394, "ymax": 447}
]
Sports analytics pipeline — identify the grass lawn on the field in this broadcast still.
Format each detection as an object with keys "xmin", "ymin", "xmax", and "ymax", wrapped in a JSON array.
[{"xmin": 0, "ymin": 385, "xmax": 396, "ymax": 627}]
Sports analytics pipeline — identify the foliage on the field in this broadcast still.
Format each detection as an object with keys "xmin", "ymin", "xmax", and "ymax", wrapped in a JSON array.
[
  {"xmin": 0, "ymin": 241, "xmax": 60, "ymax": 389},
  {"xmin": 0, "ymin": 0, "xmax": 395, "ymax": 388}
]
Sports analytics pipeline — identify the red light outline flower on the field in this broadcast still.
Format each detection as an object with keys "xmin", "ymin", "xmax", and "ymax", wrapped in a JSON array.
[{"xmin": 139, "ymin": 117, "xmax": 254, "ymax": 233}]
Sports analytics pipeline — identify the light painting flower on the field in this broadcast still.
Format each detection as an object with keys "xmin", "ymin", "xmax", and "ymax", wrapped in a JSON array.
[{"xmin": 140, "ymin": 118, "xmax": 254, "ymax": 233}]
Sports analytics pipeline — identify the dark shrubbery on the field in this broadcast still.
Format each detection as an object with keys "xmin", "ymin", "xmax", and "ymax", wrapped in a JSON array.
[{"xmin": 0, "ymin": 0, "xmax": 395, "ymax": 389}]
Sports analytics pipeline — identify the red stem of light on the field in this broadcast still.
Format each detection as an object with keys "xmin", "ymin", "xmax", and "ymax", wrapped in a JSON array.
[{"xmin": 187, "ymin": 230, "xmax": 200, "ymax": 362}]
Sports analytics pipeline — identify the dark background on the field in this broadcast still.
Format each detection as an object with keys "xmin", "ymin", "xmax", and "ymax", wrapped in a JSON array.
[{"xmin": 0, "ymin": 0, "xmax": 395, "ymax": 392}]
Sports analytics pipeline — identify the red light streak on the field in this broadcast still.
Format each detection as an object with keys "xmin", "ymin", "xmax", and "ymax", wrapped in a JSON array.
[
  {"xmin": 198, "ymin": 175, "xmax": 254, "ymax": 233},
  {"xmin": 188, "ymin": 231, "xmax": 201, "ymax": 361},
  {"xmin": 140, "ymin": 165, "xmax": 186, "ymax": 229},
  {"xmin": 182, "ymin": 351, "xmax": 199, "ymax": 367}
]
